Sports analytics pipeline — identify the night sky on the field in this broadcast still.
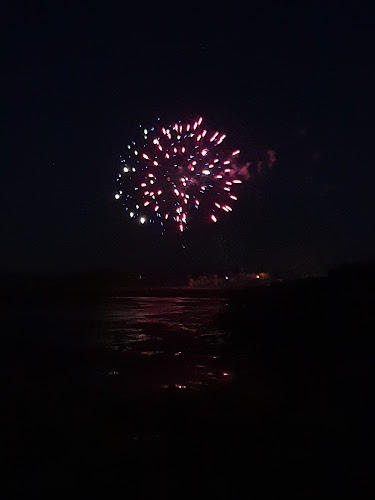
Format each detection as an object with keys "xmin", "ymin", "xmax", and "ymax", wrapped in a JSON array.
[{"xmin": 3, "ymin": 3, "xmax": 374, "ymax": 275}]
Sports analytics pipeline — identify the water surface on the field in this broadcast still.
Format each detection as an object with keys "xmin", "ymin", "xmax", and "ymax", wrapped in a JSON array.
[{"xmin": 94, "ymin": 296, "xmax": 232, "ymax": 393}]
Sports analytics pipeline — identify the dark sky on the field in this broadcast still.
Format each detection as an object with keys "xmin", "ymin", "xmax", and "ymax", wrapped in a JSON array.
[{"xmin": 2, "ymin": 2, "xmax": 374, "ymax": 275}]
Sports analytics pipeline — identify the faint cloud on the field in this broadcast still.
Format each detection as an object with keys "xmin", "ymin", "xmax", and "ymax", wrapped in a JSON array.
[{"xmin": 267, "ymin": 150, "xmax": 276, "ymax": 169}]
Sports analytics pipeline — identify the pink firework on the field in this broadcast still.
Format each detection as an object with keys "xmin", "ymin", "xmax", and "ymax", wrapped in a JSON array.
[{"xmin": 114, "ymin": 117, "xmax": 248, "ymax": 232}]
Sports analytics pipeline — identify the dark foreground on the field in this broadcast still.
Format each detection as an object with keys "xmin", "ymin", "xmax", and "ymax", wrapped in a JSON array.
[{"xmin": 2, "ymin": 270, "xmax": 374, "ymax": 498}]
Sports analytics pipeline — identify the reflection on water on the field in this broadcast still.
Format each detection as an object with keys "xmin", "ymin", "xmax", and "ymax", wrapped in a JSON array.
[{"xmin": 95, "ymin": 296, "xmax": 231, "ymax": 392}]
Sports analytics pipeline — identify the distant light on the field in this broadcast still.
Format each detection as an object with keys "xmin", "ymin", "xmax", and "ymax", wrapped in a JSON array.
[
  {"xmin": 223, "ymin": 372, "xmax": 229, "ymax": 376},
  {"xmin": 140, "ymin": 217, "xmax": 146, "ymax": 224},
  {"xmin": 201, "ymin": 149, "xmax": 208, "ymax": 156},
  {"xmin": 211, "ymin": 215, "xmax": 217, "ymax": 222},
  {"xmin": 256, "ymin": 275, "xmax": 260, "ymax": 279},
  {"xmin": 225, "ymin": 276, "xmax": 229, "ymax": 280},
  {"xmin": 114, "ymin": 194, "xmax": 120, "ymax": 199},
  {"xmin": 232, "ymin": 149, "xmax": 240, "ymax": 156},
  {"xmin": 129, "ymin": 212, "xmax": 134, "ymax": 218},
  {"xmin": 134, "ymin": 150, "xmax": 138, "ymax": 155},
  {"xmin": 123, "ymin": 167, "xmax": 129, "ymax": 172},
  {"xmin": 144, "ymin": 129, "xmax": 148, "ymax": 135}
]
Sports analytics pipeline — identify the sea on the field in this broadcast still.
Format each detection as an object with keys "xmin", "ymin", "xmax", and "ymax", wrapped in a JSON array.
[{"xmin": 3, "ymin": 292, "xmax": 237, "ymax": 400}]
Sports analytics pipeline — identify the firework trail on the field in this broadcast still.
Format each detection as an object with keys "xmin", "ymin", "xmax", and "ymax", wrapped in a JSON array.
[{"xmin": 114, "ymin": 117, "xmax": 250, "ymax": 232}]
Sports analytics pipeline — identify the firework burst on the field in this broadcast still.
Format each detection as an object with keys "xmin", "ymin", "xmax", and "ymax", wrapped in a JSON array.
[{"xmin": 114, "ymin": 117, "xmax": 249, "ymax": 232}]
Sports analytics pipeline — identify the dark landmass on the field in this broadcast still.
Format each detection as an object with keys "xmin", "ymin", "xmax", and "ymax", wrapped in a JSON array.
[
  {"xmin": 0, "ymin": 269, "xmax": 271, "ymax": 305},
  {"xmin": 2, "ymin": 262, "xmax": 374, "ymax": 498}
]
